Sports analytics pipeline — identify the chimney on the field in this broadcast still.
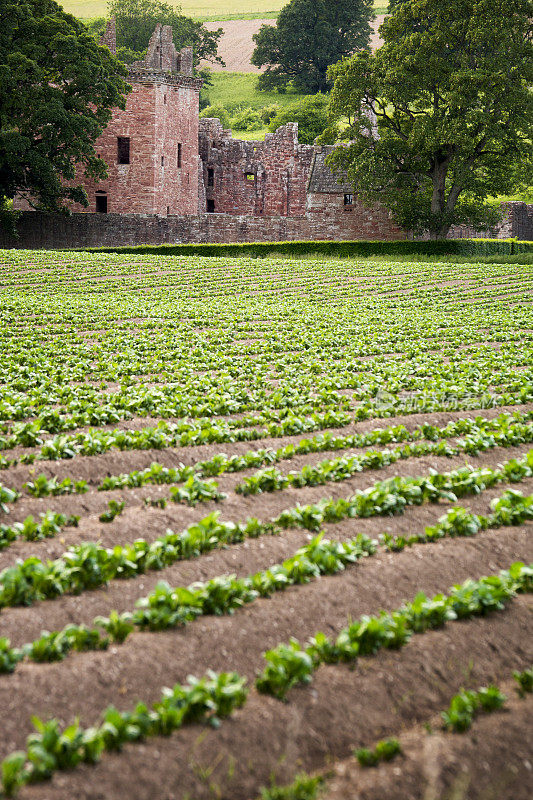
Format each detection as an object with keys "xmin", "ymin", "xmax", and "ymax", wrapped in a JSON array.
[{"xmin": 99, "ymin": 17, "xmax": 117, "ymax": 56}]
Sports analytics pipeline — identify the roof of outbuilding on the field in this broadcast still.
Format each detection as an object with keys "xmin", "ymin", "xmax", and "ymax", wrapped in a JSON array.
[{"xmin": 307, "ymin": 148, "xmax": 354, "ymax": 194}]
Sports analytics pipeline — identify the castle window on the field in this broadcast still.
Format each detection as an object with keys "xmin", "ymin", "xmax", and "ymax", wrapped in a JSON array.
[
  {"xmin": 344, "ymin": 193, "xmax": 354, "ymax": 206},
  {"xmin": 161, "ymin": 155, "xmax": 164, "ymax": 167},
  {"xmin": 163, "ymin": 94, "xmax": 167, "ymax": 104},
  {"xmin": 117, "ymin": 137, "xmax": 130, "ymax": 164},
  {"xmin": 207, "ymin": 168, "xmax": 214, "ymax": 187},
  {"xmin": 167, "ymin": 205, "xmax": 170, "ymax": 215},
  {"xmin": 245, "ymin": 172, "xmax": 255, "ymax": 181},
  {"xmin": 177, "ymin": 143, "xmax": 182, "ymax": 168},
  {"xmin": 207, "ymin": 199, "xmax": 215, "ymax": 213},
  {"xmin": 95, "ymin": 192, "xmax": 107, "ymax": 213}
]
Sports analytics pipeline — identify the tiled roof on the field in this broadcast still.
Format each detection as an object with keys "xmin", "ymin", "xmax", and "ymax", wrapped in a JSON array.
[{"xmin": 307, "ymin": 148, "xmax": 354, "ymax": 194}]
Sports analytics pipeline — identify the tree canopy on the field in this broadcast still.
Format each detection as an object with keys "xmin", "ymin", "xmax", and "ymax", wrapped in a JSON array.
[
  {"xmin": 325, "ymin": 0, "xmax": 533, "ymax": 238},
  {"xmin": 0, "ymin": 0, "xmax": 130, "ymax": 218},
  {"xmin": 268, "ymin": 95, "xmax": 333, "ymax": 144},
  {"xmin": 251, "ymin": 0, "xmax": 374, "ymax": 94}
]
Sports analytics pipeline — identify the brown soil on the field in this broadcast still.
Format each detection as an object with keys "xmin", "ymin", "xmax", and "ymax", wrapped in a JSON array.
[
  {"xmin": 0, "ymin": 272, "xmax": 530, "ymax": 800},
  {"xmin": 17, "ymin": 599, "xmax": 533, "ymax": 800},
  {"xmin": 4, "ymin": 402, "xmax": 530, "ymax": 492},
  {"xmin": 324, "ymin": 684, "xmax": 533, "ymax": 800},
  {"xmin": 1, "ymin": 475, "xmax": 532, "ymax": 649}
]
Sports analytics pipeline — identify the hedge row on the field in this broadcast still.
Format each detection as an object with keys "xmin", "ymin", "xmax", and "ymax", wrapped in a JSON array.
[{"xmin": 83, "ymin": 238, "xmax": 533, "ymax": 259}]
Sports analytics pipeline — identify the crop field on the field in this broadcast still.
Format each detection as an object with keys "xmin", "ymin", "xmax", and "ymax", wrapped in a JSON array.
[
  {"xmin": 0, "ymin": 250, "xmax": 532, "ymax": 799},
  {"xmin": 61, "ymin": 0, "xmax": 386, "ymax": 22},
  {"xmin": 62, "ymin": 1, "xmax": 286, "ymax": 21}
]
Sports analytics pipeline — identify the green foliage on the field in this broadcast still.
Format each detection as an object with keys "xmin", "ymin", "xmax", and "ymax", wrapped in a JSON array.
[
  {"xmin": 325, "ymin": 0, "xmax": 533, "ymax": 238},
  {"xmin": 260, "ymin": 773, "xmax": 324, "ymax": 800},
  {"xmin": 106, "ymin": 0, "xmax": 224, "ymax": 67},
  {"xmin": 168, "ymin": 475, "xmax": 225, "ymax": 505},
  {"xmin": 204, "ymin": 72, "xmax": 307, "ymax": 119},
  {"xmin": 256, "ymin": 563, "xmax": 532, "ymax": 699},
  {"xmin": 199, "ymin": 103, "xmax": 231, "ymax": 128},
  {"xmin": 0, "ymin": 483, "xmax": 18, "ymax": 512},
  {"xmin": 230, "ymin": 107, "xmax": 263, "ymax": 131},
  {"xmin": 441, "ymin": 686, "xmax": 506, "ymax": 732},
  {"xmin": 355, "ymin": 737, "xmax": 401, "ymax": 766},
  {"xmin": 93, "ymin": 611, "xmax": 134, "ymax": 642},
  {"xmin": 7, "ymin": 534, "xmax": 374, "ymax": 670},
  {"xmin": 0, "ymin": 638, "xmax": 24, "ymax": 674},
  {"xmin": 513, "ymin": 667, "xmax": 533, "ymax": 697},
  {"xmin": 24, "ymin": 474, "xmax": 88, "ymax": 498},
  {"xmin": 251, "ymin": 0, "xmax": 374, "ymax": 93},
  {"xmin": 268, "ymin": 95, "xmax": 332, "ymax": 144},
  {"xmin": 98, "ymin": 499, "xmax": 125, "ymax": 522},
  {"xmin": 261, "ymin": 104, "xmax": 282, "ymax": 124},
  {"xmin": 0, "ymin": 671, "xmax": 247, "ymax": 795},
  {"xmin": 0, "ymin": 0, "xmax": 129, "ymax": 215},
  {"xmin": 88, "ymin": 238, "xmax": 533, "ymax": 259}
]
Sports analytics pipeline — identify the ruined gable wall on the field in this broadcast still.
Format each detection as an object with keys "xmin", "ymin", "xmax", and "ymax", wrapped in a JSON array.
[
  {"xmin": 199, "ymin": 121, "xmax": 314, "ymax": 216},
  {"xmin": 15, "ymin": 21, "xmax": 201, "ymax": 217}
]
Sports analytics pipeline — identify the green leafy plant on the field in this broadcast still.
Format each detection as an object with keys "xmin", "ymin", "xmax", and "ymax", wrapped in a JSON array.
[
  {"xmin": 99, "ymin": 500, "xmax": 125, "ymax": 523},
  {"xmin": 441, "ymin": 686, "xmax": 506, "ymax": 732},
  {"xmin": 513, "ymin": 666, "xmax": 533, "ymax": 697}
]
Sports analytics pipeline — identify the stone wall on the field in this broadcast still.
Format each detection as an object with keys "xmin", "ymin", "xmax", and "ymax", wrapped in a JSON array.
[
  {"xmin": 3, "ymin": 206, "xmax": 529, "ymax": 252},
  {"xmin": 199, "ymin": 120, "xmax": 315, "ymax": 217},
  {"xmin": 306, "ymin": 192, "xmax": 404, "ymax": 240},
  {"xmin": 0, "ymin": 208, "xmax": 405, "ymax": 250},
  {"xmin": 66, "ymin": 81, "xmax": 199, "ymax": 217},
  {"xmin": 14, "ymin": 26, "xmax": 201, "ymax": 218},
  {"xmin": 444, "ymin": 203, "xmax": 533, "ymax": 241}
]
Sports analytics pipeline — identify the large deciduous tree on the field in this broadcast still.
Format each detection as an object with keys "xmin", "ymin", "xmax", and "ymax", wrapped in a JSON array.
[
  {"xmin": 251, "ymin": 0, "xmax": 374, "ymax": 94},
  {"xmin": 325, "ymin": 0, "xmax": 533, "ymax": 239},
  {"xmin": 0, "ymin": 0, "xmax": 130, "ymax": 217}
]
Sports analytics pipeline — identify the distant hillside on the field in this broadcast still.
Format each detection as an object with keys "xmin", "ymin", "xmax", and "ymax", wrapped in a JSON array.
[
  {"xmin": 60, "ymin": 1, "xmax": 286, "ymax": 19},
  {"xmin": 203, "ymin": 15, "xmax": 385, "ymax": 72},
  {"xmin": 60, "ymin": 1, "xmax": 386, "ymax": 21}
]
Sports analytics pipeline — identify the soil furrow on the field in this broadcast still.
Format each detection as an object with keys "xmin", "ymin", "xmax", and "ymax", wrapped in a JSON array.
[
  {"xmin": 0, "ymin": 525, "xmax": 530, "ymax": 762},
  {"xmin": 16, "ymin": 599, "xmax": 533, "ymax": 800},
  {"xmin": 1, "ymin": 443, "xmax": 531, "ymax": 573},
  {"xmin": 1, "ymin": 477, "xmax": 532, "ymax": 646}
]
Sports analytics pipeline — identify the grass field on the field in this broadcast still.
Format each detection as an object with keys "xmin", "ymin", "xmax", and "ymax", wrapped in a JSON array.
[
  {"xmin": 205, "ymin": 71, "xmax": 305, "ymax": 108},
  {"xmin": 0, "ymin": 249, "xmax": 532, "ymax": 800},
  {"xmin": 202, "ymin": 72, "xmax": 309, "ymax": 139},
  {"xmin": 63, "ymin": 1, "xmax": 286, "ymax": 20}
]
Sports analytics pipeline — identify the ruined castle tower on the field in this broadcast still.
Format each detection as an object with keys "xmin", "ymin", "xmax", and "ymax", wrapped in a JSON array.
[{"xmin": 74, "ymin": 20, "xmax": 202, "ymax": 216}]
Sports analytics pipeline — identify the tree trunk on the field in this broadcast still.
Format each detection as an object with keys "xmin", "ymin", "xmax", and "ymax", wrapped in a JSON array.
[
  {"xmin": 429, "ymin": 158, "xmax": 451, "ymax": 240},
  {"xmin": 429, "ymin": 225, "xmax": 451, "ymax": 240}
]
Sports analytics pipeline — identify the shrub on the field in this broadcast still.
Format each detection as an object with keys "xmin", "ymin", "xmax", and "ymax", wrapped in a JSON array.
[
  {"xmin": 199, "ymin": 104, "xmax": 230, "ymax": 128},
  {"xmin": 230, "ymin": 107, "xmax": 263, "ymax": 131}
]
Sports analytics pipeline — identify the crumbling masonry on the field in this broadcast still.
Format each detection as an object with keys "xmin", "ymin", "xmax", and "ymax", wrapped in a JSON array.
[{"xmin": 9, "ymin": 20, "xmax": 532, "ymax": 248}]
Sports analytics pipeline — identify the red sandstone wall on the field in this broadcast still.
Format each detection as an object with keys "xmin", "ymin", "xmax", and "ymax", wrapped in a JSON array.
[
  {"xmin": 15, "ymin": 77, "xmax": 201, "ymax": 217},
  {"xmin": 68, "ymin": 83, "xmax": 158, "ymax": 214},
  {"xmin": 306, "ymin": 193, "xmax": 404, "ymax": 240},
  {"xmin": 0, "ymin": 210, "xmax": 407, "ymax": 249},
  {"xmin": 72, "ymin": 79, "xmax": 200, "ymax": 216},
  {"xmin": 199, "ymin": 121, "xmax": 314, "ymax": 217},
  {"xmin": 153, "ymin": 83, "xmax": 199, "ymax": 216}
]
